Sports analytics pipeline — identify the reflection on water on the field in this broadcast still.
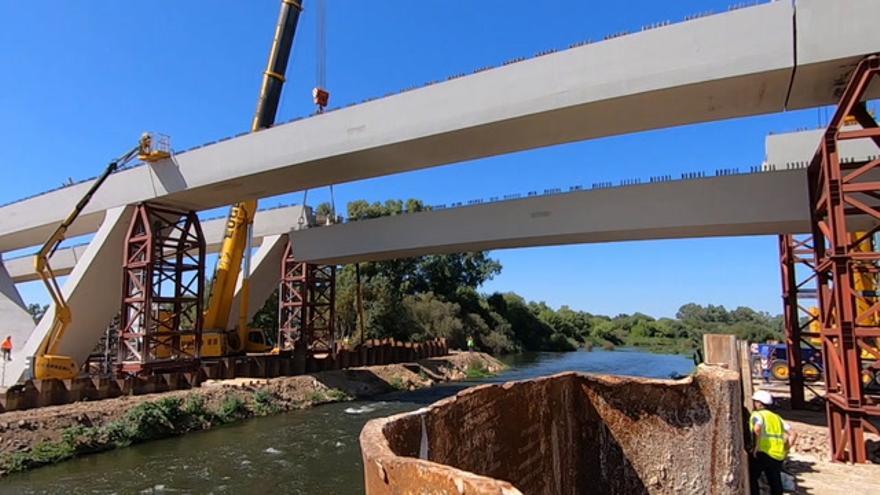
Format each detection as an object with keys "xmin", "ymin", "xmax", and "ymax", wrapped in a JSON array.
[{"xmin": 0, "ymin": 350, "xmax": 693, "ymax": 494}]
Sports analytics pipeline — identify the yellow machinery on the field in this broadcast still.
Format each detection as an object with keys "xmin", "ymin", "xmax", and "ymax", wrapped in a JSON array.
[
  {"xmin": 201, "ymin": 0, "xmax": 304, "ymax": 357},
  {"xmin": 33, "ymin": 134, "xmax": 170, "ymax": 379},
  {"xmin": 852, "ymin": 232, "xmax": 880, "ymax": 384}
]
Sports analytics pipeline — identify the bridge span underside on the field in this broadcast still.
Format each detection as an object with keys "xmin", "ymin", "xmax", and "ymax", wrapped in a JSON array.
[{"xmin": 1, "ymin": 0, "xmax": 879, "ymax": 253}]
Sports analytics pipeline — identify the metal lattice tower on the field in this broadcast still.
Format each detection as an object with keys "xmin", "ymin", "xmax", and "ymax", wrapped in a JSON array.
[{"xmin": 118, "ymin": 204, "xmax": 205, "ymax": 374}]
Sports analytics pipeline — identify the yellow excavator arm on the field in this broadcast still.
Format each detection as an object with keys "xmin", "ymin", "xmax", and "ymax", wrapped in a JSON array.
[{"xmin": 33, "ymin": 134, "xmax": 169, "ymax": 380}]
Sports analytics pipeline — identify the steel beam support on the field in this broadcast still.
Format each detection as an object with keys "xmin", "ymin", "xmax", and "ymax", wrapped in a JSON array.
[
  {"xmin": 808, "ymin": 55, "xmax": 880, "ymax": 463},
  {"xmin": 277, "ymin": 240, "xmax": 335, "ymax": 356},
  {"xmin": 117, "ymin": 204, "xmax": 205, "ymax": 375},
  {"xmin": 779, "ymin": 234, "xmax": 821, "ymax": 409}
]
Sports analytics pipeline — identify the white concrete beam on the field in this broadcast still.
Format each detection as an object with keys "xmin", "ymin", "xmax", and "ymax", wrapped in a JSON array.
[
  {"xmin": 4, "ymin": 0, "xmax": 880, "ymax": 253},
  {"xmin": 787, "ymin": 0, "xmax": 880, "ymax": 109},
  {"xmin": 765, "ymin": 129, "xmax": 880, "ymax": 170},
  {"xmin": 4, "ymin": 206, "xmax": 133, "ymax": 386},
  {"xmin": 4, "ymin": 205, "xmax": 308, "ymax": 283},
  {"xmin": 290, "ymin": 127, "xmax": 880, "ymax": 264},
  {"xmin": 5, "ymin": 245, "xmax": 90, "ymax": 284},
  {"xmin": 289, "ymin": 170, "xmax": 811, "ymax": 265}
]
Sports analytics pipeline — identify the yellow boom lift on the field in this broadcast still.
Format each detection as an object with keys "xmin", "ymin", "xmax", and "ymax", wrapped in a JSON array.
[
  {"xmin": 200, "ymin": 0, "xmax": 305, "ymax": 356},
  {"xmin": 33, "ymin": 133, "xmax": 170, "ymax": 379}
]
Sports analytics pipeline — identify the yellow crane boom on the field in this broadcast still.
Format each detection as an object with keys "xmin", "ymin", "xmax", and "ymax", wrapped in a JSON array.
[{"xmin": 202, "ymin": 0, "xmax": 304, "ymax": 354}]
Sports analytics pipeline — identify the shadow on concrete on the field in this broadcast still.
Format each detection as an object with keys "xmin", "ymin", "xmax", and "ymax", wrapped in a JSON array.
[
  {"xmin": 578, "ymin": 393, "xmax": 650, "ymax": 494},
  {"xmin": 784, "ymin": 457, "xmax": 817, "ymax": 495},
  {"xmin": 779, "ymin": 406, "xmax": 828, "ymax": 428}
]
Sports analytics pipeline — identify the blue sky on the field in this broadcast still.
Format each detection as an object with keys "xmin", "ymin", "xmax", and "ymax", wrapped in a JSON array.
[{"xmin": 1, "ymin": 1, "xmax": 830, "ymax": 317}]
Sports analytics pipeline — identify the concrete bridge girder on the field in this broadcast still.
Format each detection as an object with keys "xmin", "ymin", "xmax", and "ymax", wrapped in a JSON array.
[
  {"xmin": 289, "ymin": 171, "xmax": 812, "ymax": 265},
  {"xmin": 288, "ymin": 130, "xmax": 880, "ymax": 264},
  {"xmin": 1, "ymin": 1, "xmax": 879, "ymax": 254}
]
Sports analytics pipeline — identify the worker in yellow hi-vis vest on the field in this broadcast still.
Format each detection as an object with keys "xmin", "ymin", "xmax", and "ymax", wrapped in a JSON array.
[{"xmin": 749, "ymin": 390, "xmax": 797, "ymax": 495}]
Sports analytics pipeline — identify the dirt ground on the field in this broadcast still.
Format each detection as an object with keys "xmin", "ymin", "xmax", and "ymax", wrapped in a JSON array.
[{"xmin": 0, "ymin": 351, "xmax": 503, "ymax": 462}]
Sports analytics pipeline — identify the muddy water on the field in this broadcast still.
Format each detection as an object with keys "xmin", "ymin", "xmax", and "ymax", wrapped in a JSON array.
[{"xmin": 0, "ymin": 350, "xmax": 693, "ymax": 494}]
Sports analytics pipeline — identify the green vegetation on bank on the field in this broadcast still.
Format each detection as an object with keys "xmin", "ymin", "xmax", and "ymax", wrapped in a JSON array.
[
  {"xmin": 250, "ymin": 198, "xmax": 784, "ymax": 357},
  {"xmin": 465, "ymin": 362, "xmax": 495, "ymax": 379},
  {"xmin": 0, "ymin": 388, "xmax": 348, "ymax": 474}
]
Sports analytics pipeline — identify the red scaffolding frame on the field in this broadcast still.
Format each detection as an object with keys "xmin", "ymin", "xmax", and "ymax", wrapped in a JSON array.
[
  {"xmin": 808, "ymin": 55, "xmax": 880, "ymax": 463},
  {"xmin": 278, "ymin": 240, "xmax": 336, "ymax": 356},
  {"xmin": 118, "ymin": 203, "xmax": 205, "ymax": 375},
  {"xmin": 778, "ymin": 234, "xmax": 821, "ymax": 409}
]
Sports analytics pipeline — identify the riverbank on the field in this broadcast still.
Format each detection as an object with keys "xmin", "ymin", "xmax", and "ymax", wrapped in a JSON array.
[{"xmin": 0, "ymin": 351, "xmax": 503, "ymax": 476}]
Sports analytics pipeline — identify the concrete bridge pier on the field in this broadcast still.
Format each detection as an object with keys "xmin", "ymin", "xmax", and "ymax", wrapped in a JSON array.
[
  {"xmin": 4, "ymin": 205, "xmax": 134, "ymax": 387},
  {"xmin": 0, "ymin": 256, "xmax": 36, "ymax": 373},
  {"xmin": 227, "ymin": 233, "xmax": 289, "ymax": 330}
]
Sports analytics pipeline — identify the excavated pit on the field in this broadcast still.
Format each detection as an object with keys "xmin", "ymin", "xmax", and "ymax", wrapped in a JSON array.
[{"xmin": 360, "ymin": 365, "xmax": 744, "ymax": 494}]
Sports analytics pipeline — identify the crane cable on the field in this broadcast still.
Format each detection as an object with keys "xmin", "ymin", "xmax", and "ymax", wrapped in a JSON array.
[
  {"xmin": 316, "ymin": 0, "xmax": 336, "ymax": 226},
  {"xmin": 297, "ymin": 2, "xmax": 336, "ymax": 232},
  {"xmin": 298, "ymin": 188, "xmax": 310, "ymax": 228},
  {"xmin": 316, "ymin": 0, "xmax": 326, "ymax": 95},
  {"xmin": 312, "ymin": 0, "xmax": 329, "ymax": 113}
]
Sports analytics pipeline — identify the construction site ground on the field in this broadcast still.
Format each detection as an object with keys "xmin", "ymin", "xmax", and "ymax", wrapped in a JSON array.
[{"xmin": 0, "ymin": 351, "xmax": 504, "ymax": 476}]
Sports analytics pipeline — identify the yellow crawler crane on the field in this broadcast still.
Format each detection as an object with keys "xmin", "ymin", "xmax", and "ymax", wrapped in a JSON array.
[
  {"xmin": 33, "ymin": 133, "xmax": 170, "ymax": 379},
  {"xmin": 201, "ymin": 0, "xmax": 304, "ymax": 356}
]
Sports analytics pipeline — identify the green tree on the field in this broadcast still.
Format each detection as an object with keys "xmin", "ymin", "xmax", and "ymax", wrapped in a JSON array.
[{"xmin": 27, "ymin": 303, "xmax": 48, "ymax": 323}]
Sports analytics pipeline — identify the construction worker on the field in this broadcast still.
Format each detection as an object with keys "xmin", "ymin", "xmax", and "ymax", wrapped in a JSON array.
[
  {"xmin": 1, "ymin": 336, "xmax": 11, "ymax": 361},
  {"xmin": 758, "ymin": 344, "xmax": 773, "ymax": 383},
  {"xmin": 749, "ymin": 390, "xmax": 797, "ymax": 495}
]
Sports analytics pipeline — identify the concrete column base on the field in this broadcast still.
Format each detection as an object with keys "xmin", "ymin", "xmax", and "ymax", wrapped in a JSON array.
[
  {"xmin": 5, "ymin": 206, "xmax": 133, "ymax": 386},
  {"xmin": 0, "ymin": 257, "xmax": 36, "ymax": 380}
]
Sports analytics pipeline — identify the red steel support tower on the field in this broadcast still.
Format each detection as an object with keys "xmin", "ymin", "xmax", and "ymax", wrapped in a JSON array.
[
  {"xmin": 278, "ymin": 240, "xmax": 336, "ymax": 356},
  {"xmin": 808, "ymin": 56, "xmax": 880, "ymax": 463},
  {"xmin": 778, "ymin": 234, "xmax": 820, "ymax": 409},
  {"xmin": 118, "ymin": 204, "xmax": 205, "ymax": 374}
]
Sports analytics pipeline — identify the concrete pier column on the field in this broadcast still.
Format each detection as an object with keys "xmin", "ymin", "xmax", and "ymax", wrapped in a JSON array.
[
  {"xmin": 4, "ymin": 206, "xmax": 132, "ymax": 386},
  {"xmin": 227, "ymin": 234, "xmax": 288, "ymax": 329},
  {"xmin": 0, "ymin": 256, "xmax": 37, "ymax": 375}
]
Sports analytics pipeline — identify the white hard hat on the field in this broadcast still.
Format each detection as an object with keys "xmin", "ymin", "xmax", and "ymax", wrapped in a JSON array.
[{"xmin": 752, "ymin": 390, "xmax": 773, "ymax": 406}]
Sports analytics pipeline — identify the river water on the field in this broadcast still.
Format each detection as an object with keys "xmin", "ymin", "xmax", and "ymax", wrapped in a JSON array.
[{"xmin": 1, "ymin": 350, "xmax": 693, "ymax": 494}]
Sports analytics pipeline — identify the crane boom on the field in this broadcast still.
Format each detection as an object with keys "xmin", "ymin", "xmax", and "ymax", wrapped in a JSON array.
[{"xmin": 203, "ymin": 0, "xmax": 304, "ymax": 351}]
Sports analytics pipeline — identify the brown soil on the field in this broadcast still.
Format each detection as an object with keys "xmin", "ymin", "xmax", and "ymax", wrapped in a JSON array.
[{"xmin": 0, "ymin": 351, "xmax": 503, "ymax": 464}]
